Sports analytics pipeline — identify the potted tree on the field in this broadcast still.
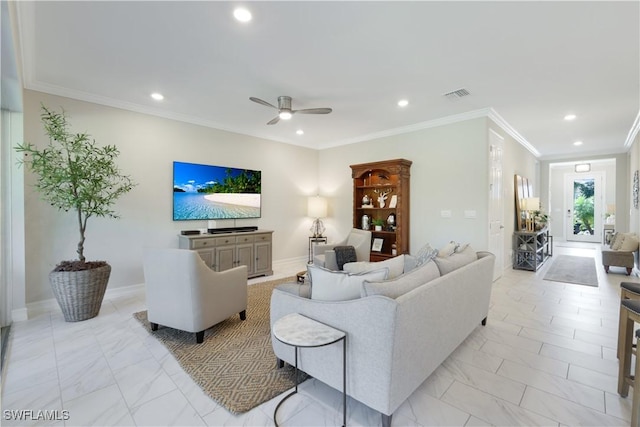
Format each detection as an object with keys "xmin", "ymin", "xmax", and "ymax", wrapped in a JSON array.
[{"xmin": 16, "ymin": 105, "xmax": 135, "ymax": 322}]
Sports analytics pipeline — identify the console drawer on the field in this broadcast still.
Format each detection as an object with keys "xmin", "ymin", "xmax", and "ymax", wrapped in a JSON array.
[{"xmin": 193, "ymin": 238, "xmax": 215, "ymax": 249}]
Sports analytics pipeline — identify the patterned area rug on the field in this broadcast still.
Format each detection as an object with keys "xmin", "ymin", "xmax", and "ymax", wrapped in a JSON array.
[
  {"xmin": 543, "ymin": 255, "xmax": 598, "ymax": 287},
  {"xmin": 134, "ymin": 276, "xmax": 303, "ymax": 414}
]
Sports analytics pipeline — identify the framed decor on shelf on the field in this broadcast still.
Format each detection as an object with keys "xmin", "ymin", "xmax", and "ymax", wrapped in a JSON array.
[{"xmin": 372, "ymin": 238, "xmax": 384, "ymax": 252}]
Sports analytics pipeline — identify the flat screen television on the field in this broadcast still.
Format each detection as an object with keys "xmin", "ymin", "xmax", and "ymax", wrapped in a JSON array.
[{"xmin": 173, "ymin": 161, "xmax": 261, "ymax": 221}]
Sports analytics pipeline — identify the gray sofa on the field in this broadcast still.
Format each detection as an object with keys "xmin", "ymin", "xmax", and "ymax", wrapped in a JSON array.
[{"xmin": 270, "ymin": 250, "xmax": 495, "ymax": 426}]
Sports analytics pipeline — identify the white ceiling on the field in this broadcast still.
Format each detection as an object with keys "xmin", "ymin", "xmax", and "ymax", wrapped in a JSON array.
[{"xmin": 10, "ymin": 1, "xmax": 640, "ymax": 159}]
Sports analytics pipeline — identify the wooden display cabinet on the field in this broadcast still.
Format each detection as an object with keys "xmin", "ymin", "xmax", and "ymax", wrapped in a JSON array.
[{"xmin": 350, "ymin": 159, "xmax": 411, "ymax": 262}]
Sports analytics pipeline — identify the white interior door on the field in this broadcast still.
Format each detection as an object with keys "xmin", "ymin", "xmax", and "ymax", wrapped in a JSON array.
[
  {"xmin": 488, "ymin": 129, "xmax": 504, "ymax": 280},
  {"xmin": 565, "ymin": 171, "xmax": 604, "ymax": 243}
]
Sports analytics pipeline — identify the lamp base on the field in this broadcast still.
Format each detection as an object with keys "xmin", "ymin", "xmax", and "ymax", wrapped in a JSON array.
[{"xmin": 310, "ymin": 218, "xmax": 325, "ymax": 238}]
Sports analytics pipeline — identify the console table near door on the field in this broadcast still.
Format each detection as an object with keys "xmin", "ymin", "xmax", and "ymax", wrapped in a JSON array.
[
  {"xmin": 272, "ymin": 313, "xmax": 347, "ymax": 427},
  {"xmin": 513, "ymin": 227, "xmax": 553, "ymax": 271}
]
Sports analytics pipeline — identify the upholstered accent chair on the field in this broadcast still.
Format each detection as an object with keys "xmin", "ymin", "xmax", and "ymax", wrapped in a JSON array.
[
  {"xmin": 602, "ymin": 232, "xmax": 639, "ymax": 275},
  {"xmin": 143, "ymin": 248, "xmax": 248, "ymax": 343},
  {"xmin": 312, "ymin": 228, "xmax": 372, "ymax": 270}
]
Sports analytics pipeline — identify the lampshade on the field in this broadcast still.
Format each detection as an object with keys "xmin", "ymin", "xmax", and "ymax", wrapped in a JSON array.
[
  {"xmin": 522, "ymin": 197, "xmax": 539, "ymax": 211},
  {"xmin": 307, "ymin": 196, "xmax": 327, "ymax": 218},
  {"xmin": 607, "ymin": 204, "xmax": 616, "ymax": 214}
]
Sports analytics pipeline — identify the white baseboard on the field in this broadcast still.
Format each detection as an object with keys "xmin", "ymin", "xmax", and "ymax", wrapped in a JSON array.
[
  {"xmin": 21, "ymin": 257, "xmax": 307, "ymax": 321},
  {"xmin": 11, "ymin": 308, "xmax": 28, "ymax": 322},
  {"xmin": 24, "ymin": 283, "xmax": 146, "ymax": 320}
]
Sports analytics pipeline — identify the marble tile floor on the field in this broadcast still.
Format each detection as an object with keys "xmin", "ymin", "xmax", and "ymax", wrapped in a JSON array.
[{"xmin": 1, "ymin": 243, "xmax": 638, "ymax": 426}]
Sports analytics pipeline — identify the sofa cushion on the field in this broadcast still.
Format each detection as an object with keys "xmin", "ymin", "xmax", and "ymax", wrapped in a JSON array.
[
  {"xmin": 434, "ymin": 245, "xmax": 478, "ymax": 275},
  {"xmin": 361, "ymin": 259, "xmax": 440, "ymax": 299},
  {"xmin": 343, "ymin": 255, "xmax": 406, "ymax": 279},
  {"xmin": 308, "ymin": 264, "xmax": 389, "ymax": 301}
]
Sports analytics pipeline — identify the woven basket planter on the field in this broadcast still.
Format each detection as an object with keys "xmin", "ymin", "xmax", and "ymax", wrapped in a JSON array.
[{"xmin": 49, "ymin": 264, "xmax": 111, "ymax": 322}]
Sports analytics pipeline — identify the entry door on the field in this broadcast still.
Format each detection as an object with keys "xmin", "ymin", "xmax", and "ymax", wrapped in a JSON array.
[
  {"xmin": 488, "ymin": 129, "xmax": 504, "ymax": 280},
  {"xmin": 565, "ymin": 172, "xmax": 604, "ymax": 243}
]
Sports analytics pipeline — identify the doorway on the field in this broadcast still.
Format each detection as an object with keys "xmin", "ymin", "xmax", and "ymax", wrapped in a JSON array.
[
  {"xmin": 488, "ymin": 129, "xmax": 504, "ymax": 280},
  {"xmin": 565, "ymin": 171, "xmax": 604, "ymax": 243}
]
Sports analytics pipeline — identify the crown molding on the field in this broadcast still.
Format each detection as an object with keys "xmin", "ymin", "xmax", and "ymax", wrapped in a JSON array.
[
  {"xmin": 320, "ymin": 108, "xmax": 492, "ymax": 149},
  {"xmin": 486, "ymin": 108, "xmax": 540, "ymax": 157},
  {"xmin": 321, "ymin": 107, "xmax": 540, "ymax": 158},
  {"xmin": 624, "ymin": 110, "xmax": 640, "ymax": 149}
]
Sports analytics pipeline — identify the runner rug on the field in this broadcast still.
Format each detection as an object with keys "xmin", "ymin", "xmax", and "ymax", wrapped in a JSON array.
[
  {"xmin": 543, "ymin": 255, "xmax": 598, "ymax": 287},
  {"xmin": 134, "ymin": 276, "xmax": 303, "ymax": 414}
]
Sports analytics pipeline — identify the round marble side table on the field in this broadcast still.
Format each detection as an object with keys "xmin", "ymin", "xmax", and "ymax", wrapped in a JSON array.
[{"xmin": 272, "ymin": 313, "xmax": 347, "ymax": 427}]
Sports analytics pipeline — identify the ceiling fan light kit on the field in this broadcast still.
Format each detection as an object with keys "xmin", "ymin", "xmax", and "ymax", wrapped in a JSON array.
[{"xmin": 250, "ymin": 95, "xmax": 332, "ymax": 125}]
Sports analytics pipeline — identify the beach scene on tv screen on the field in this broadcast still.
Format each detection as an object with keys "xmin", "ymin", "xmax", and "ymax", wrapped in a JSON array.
[{"xmin": 173, "ymin": 162, "xmax": 261, "ymax": 220}]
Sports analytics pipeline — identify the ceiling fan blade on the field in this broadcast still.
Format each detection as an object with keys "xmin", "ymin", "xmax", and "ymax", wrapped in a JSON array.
[
  {"xmin": 267, "ymin": 116, "xmax": 280, "ymax": 125},
  {"xmin": 250, "ymin": 97, "xmax": 278, "ymax": 110},
  {"xmin": 293, "ymin": 108, "xmax": 333, "ymax": 115}
]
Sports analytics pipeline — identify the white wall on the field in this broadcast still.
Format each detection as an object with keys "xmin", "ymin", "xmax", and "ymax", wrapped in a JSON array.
[
  {"xmin": 316, "ymin": 117, "xmax": 539, "ymax": 273},
  {"xmin": 22, "ymin": 90, "xmax": 319, "ymax": 303},
  {"xmin": 317, "ymin": 118, "xmax": 491, "ymax": 252}
]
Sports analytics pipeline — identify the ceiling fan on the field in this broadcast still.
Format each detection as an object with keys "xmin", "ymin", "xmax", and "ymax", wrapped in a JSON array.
[{"xmin": 249, "ymin": 96, "xmax": 332, "ymax": 125}]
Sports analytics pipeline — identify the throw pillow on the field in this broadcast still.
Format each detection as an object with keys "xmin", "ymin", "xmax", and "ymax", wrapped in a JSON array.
[
  {"xmin": 434, "ymin": 245, "xmax": 477, "ymax": 275},
  {"xmin": 414, "ymin": 243, "xmax": 439, "ymax": 265},
  {"xmin": 620, "ymin": 233, "xmax": 639, "ymax": 251},
  {"xmin": 361, "ymin": 259, "xmax": 441, "ymax": 299},
  {"xmin": 404, "ymin": 255, "xmax": 418, "ymax": 273},
  {"xmin": 343, "ymin": 255, "xmax": 406, "ymax": 279},
  {"xmin": 437, "ymin": 241, "xmax": 458, "ymax": 258},
  {"xmin": 308, "ymin": 264, "xmax": 389, "ymax": 301},
  {"xmin": 455, "ymin": 242, "xmax": 470, "ymax": 253},
  {"xmin": 611, "ymin": 232, "xmax": 624, "ymax": 250}
]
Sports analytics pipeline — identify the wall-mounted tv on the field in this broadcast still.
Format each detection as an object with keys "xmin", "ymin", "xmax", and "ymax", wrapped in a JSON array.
[{"xmin": 173, "ymin": 161, "xmax": 261, "ymax": 221}]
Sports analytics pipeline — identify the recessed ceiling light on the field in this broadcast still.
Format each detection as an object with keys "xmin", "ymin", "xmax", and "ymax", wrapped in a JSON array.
[
  {"xmin": 564, "ymin": 114, "xmax": 577, "ymax": 121},
  {"xmin": 397, "ymin": 99, "xmax": 409, "ymax": 107},
  {"xmin": 151, "ymin": 93, "xmax": 164, "ymax": 101},
  {"xmin": 573, "ymin": 141, "xmax": 583, "ymax": 146},
  {"xmin": 296, "ymin": 129, "xmax": 304, "ymax": 135},
  {"xmin": 233, "ymin": 7, "xmax": 252, "ymax": 22}
]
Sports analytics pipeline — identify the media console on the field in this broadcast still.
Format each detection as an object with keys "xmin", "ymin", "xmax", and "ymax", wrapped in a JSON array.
[{"xmin": 179, "ymin": 229, "xmax": 273, "ymax": 278}]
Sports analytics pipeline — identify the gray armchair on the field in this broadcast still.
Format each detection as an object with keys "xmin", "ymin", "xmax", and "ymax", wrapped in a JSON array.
[
  {"xmin": 143, "ymin": 248, "xmax": 248, "ymax": 343},
  {"xmin": 313, "ymin": 228, "xmax": 372, "ymax": 270}
]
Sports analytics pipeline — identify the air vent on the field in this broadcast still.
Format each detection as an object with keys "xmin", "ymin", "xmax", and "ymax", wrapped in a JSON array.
[{"xmin": 443, "ymin": 88, "xmax": 470, "ymax": 101}]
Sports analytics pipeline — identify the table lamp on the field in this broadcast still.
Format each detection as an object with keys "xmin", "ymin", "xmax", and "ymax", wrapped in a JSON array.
[
  {"xmin": 522, "ymin": 197, "xmax": 539, "ymax": 232},
  {"xmin": 308, "ymin": 196, "xmax": 327, "ymax": 237}
]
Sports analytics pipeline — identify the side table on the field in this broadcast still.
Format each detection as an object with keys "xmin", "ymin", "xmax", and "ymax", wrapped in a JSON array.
[
  {"xmin": 308, "ymin": 236, "xmax": 328, "ymax": 264},
  {"xmin": 272, "ymin": 313, "xmax": 346, "ymax": 427}
]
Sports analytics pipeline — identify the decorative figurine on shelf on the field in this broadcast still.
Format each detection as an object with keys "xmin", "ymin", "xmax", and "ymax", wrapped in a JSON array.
[
  {"xmin": 362, "ymin": 194, "xmax": 372, "ymax": 207},
  {"xmin": 374, "ymin": 188, "xmax": 392, "ymax": 208},
  {"xmin": 387, "ymin": 213, "xmax": 396, "ymax": 231},
  {"xmin": 361, "ymin": 214, "xmax": 370, "ymax": 230}
]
